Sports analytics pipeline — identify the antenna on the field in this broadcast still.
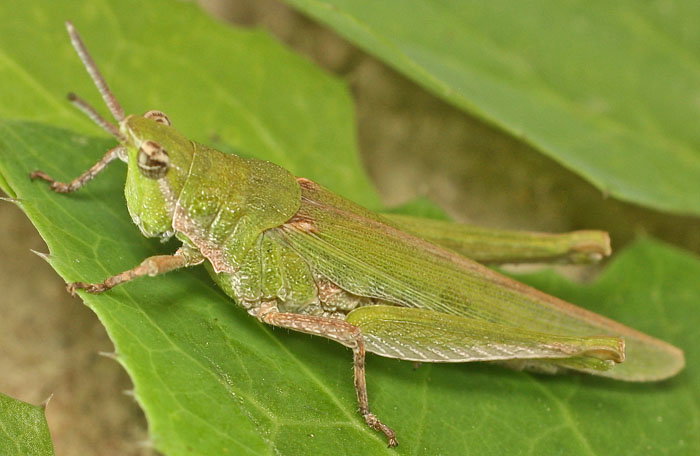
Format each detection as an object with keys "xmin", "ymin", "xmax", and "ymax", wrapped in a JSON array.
[
  {"xmin": 65, "ymin": 21, "xmax": 125, "ymax": 123},
  {"xmin": 67, "ymin": 92, "xmax": 125, "ymax": 140}
]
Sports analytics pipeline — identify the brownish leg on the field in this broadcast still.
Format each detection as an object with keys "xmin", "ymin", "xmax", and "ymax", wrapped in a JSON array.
[
  {"xmin": 68, "ymin": 247, "xmax": 204, "ymax": 295},
  {"xmin": 255, "ymin": 305, "xmax": 398, "ymax": 447},
  {"xmin": 30, "ymin": 145, "xmax": 124, "ymax": 193}
]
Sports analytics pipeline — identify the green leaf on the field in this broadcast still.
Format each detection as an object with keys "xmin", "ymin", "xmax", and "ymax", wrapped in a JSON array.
[
  {"xmin": 0, "ymin": 392, "xmax": 55, "ymax": 456},
  {"xmin": 1, "ymin": 120, "xmax": 697, "ymax": 454},
  {"xmin": 0, "ymin": 1, "xmax": 696, "ymax": 455},
  {"xmin": 282, "ymin": 0, "xmax": 700, "ymax": 216},
  {"xmin": 383, "ymin": 196, "xmax": 451, "ymax": 221},
  {"xmin": 0, "ymin": 0, "xmax": 379, "ymax": 210}
]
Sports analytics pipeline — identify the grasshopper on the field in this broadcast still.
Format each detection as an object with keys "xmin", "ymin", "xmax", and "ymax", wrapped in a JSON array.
[{"xmin": 32, "ymin": 22, "xmax": 684, "ymax": 447}]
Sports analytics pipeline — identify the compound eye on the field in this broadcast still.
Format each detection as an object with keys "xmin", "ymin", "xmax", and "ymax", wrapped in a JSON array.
[
  {"xmin": 137, "ymin": 140, "xmax": 169, "ymax": 179},
  {"xmin": 143, "ymin": 110, "xmax": 171, "ymax": 126}
]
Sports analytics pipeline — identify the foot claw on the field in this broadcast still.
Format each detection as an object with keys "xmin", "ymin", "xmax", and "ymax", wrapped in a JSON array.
[
  {"xmin": 363, "ymin": 412, "xmax": 398, "ymax": 447},
  {"xmin": 30, "ymin": 170, "xmax": 53, "ymax": 182},
  {"xmin": 30, "ymin": 170, "xmax": 70, "ymax": 193},
  {"xmin": 67, "ymin": 282, "xmax": 105, "ymax": 295},
  {"xmin": 66, "ymin": 282, "xmax": 80, "ymax": 296}
]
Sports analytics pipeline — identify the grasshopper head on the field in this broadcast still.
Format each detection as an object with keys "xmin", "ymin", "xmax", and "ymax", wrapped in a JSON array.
[
  {"xmin": 120, "ymin": 112, "xmax": 194, "ymax": 186},
  {"xmin": 119, "ymin": 112, "xmax": 195, "ymax": 239},
  {"xmin": 65, "ymin": 21, "xmax": 194, "ymax": 239}
]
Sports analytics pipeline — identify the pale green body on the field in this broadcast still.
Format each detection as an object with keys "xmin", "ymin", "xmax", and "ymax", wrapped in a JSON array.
[{"xmin": 117, "ymin": 115, "xmax": 683, "ymax": 382}]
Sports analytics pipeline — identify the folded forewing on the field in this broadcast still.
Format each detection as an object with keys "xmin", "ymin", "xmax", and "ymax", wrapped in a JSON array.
[{"xmin": 272, "ymin": 181, "xmax": 683, "ymax": 381}]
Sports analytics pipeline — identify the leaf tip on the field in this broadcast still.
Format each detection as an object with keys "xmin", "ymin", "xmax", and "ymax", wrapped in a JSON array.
[
  {"xmin": 30, "ymin": 249, "xmax": 52, "ymax": 263},
  {"xmin": 41, "ymin": 393, "xmax": 54, "ymax": 410},
  {"xmin": 98, "ymin": 350, "xmax": 120, "ymax": 361}
]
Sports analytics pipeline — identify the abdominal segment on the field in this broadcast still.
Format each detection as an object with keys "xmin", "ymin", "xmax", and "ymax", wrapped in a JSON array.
[{"xmin": 207, "ymin": 230, "xmax": 379, "ymax": 318}]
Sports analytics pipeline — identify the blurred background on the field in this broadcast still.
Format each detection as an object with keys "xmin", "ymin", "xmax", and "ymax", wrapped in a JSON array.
[{"xmin": 1, "ymin": 1, "xmax": 698, "ymax": 454}]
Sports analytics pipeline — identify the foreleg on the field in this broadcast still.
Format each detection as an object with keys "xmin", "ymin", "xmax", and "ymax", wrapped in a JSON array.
[{"xmin": 30, "ymin": 145, "xmax": 124, "ymax": 193}]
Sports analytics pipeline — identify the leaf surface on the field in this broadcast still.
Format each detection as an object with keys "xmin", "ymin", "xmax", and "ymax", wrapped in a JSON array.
[
  {"xmin": 283, "ymin": 0, "xmax": 700, "ymax": 215},
  {"xmin": 0, "ymin": 0, "xmax": 379, "ymax": 209},
  {"xmin": 0, "ymin": 0, "xmax": 697, "ymax": 454},
  {"xmin": 0, "ymin": 392, "xmax": 55, "ymax": 456},
  {"xmin": 1, "ymin": 121, "xmax": 697, "ymax": 455}
]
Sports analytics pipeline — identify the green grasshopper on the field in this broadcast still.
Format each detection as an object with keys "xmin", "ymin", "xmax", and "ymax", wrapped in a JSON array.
[{"xmin": 32, "ymin": 22, "xmax": 684, "ymax": 447}]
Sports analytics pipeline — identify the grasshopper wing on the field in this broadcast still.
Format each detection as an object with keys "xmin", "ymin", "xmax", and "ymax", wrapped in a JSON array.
[{"xmin": 272, "ymin": 180, "xmax": 683, "ymax": 381}]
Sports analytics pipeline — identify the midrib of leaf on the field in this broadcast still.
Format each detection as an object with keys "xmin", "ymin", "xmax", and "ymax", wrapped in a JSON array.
[{"xmin": 525, "ymin": 376, "xmax": 596, "ymax": 456}]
